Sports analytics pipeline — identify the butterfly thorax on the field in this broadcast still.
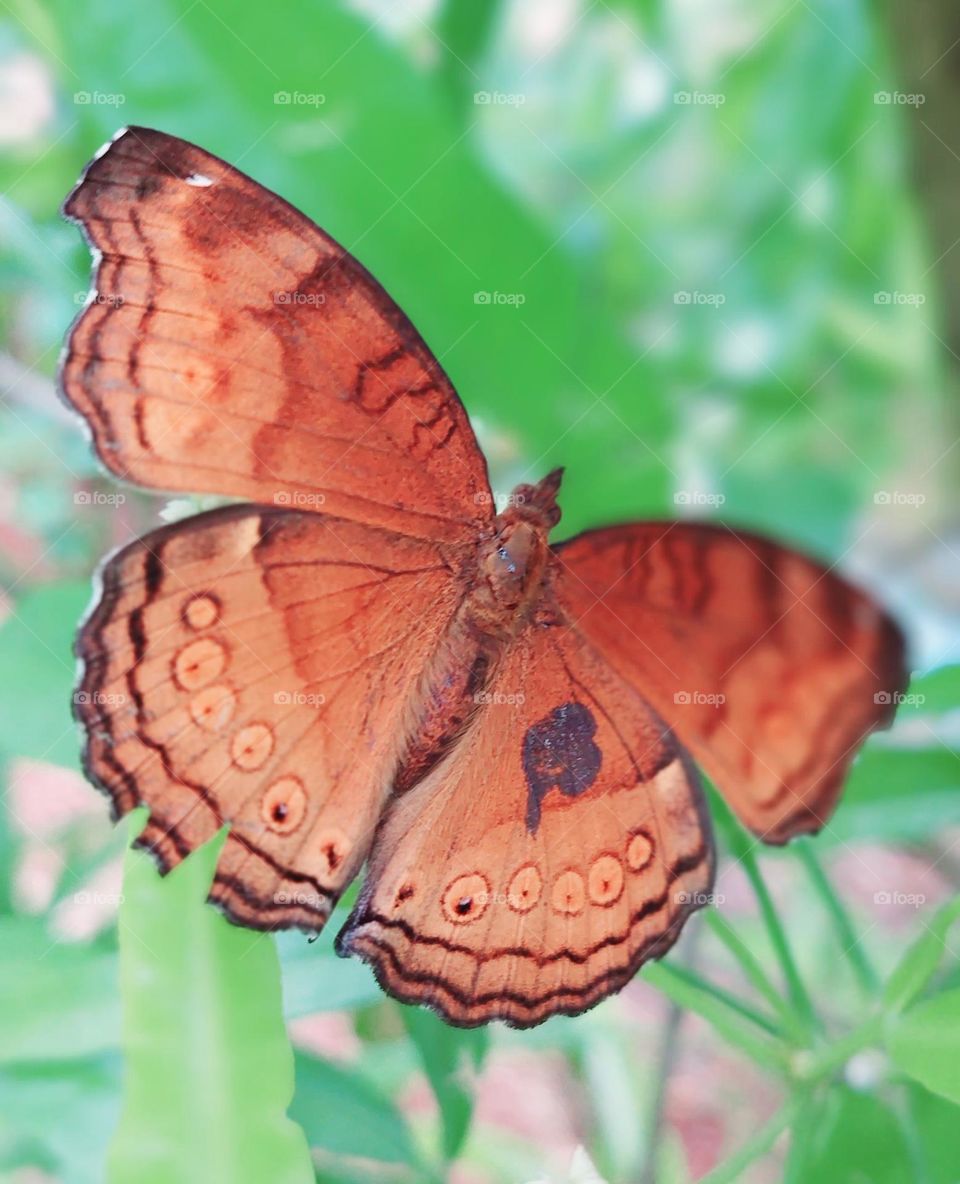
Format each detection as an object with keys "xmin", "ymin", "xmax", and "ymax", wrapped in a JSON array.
[
  {"xmin": 391, "ymin": 471, "xmax": 563, "ymax": 794},
  {"xmin": 465, "ymin": 467, "xmax": 564, "ymax": 639}
]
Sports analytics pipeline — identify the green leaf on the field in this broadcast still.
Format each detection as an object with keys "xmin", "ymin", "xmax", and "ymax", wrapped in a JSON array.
[
  {"xmin": 108, "ymin": 820, "xmax": 313, "ymax": 1184},
  {"xmin": 786, "ymin": 1088, "xmax": 918, "ymax": 1184},
  {"xmin": 828, "ymin": 748, "xmax": 960, "ymax": 844},
  {"xmin": 0, "ymin": 582, "xmax": 89, "ymax": 768},
  {"xmin": 884, "ymin": 896, "xmax": 960, "ymax": 1013},
  {"xmin": 887, "ymin": 989, "xmax": 960, "ymax": 1104},
  {"xmin": 0, "ymin": 917, "xmax": 119, "ymax": 1062},
  {"xmin": 0, "ymin": 1055, "xmax": 121, "ymax": 1184},
  {"xmin": 399, "ymin": 1003, "xmax": 488, "ymax": 1162},
  {"xmin": 291, "ymin": 1051, "xmax": 423, "ymax": 1180}
]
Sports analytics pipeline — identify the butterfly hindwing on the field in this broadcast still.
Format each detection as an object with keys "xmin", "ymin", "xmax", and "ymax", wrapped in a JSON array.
[
  {"xmin": 337, "ymin": 619, "xmax": 715, "ymax": 1028},
  {"xmin": 76, "ymin": 504, "xmax": 465, "ymax": 931}
]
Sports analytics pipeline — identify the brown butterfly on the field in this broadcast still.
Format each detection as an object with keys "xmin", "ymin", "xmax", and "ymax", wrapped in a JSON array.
[{"xmin": 61, "ymin": 127, "xmax": 906, "ymax": 1028}]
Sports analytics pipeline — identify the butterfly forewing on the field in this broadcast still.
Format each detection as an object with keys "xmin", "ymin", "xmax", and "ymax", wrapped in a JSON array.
[
  {"xmin": 555, "ymin": 523, "xmax": 907, "ymax": 843},
  {"xmin": 61, "ymin": 126, "xmax": 492, "ymax": 543}
]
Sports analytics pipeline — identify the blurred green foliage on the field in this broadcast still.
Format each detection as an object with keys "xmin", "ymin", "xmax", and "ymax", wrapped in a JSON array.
[{"xmin": 0, "ymin": 1, "xmax": 958, "ymax": 1182}]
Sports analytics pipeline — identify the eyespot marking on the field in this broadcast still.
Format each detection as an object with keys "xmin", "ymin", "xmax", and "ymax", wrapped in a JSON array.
[
  {"xmin": 442, "ymin": 873, "xmax": 491, "ymax": 925},
  {"xmin": 231, "ymin": 722, "xmax": 274, "ymax": 771},
  {"xmin": 507, "ymin": 864, "xmax": 542, "ymax": 912},
  {"xmin": 627, "ymin": 830, "xmax": 655, "ymax": 872},
  {"xmin": 260, "ymin": 776, "xmax": 306, "ymax": 833},
  {"xmin": 174, "ymin": 638, "xmax": 227, "ymax": 690},
  {"xmin": 182, "ymin": 593, "xmax": 221, "ymax": 630},
  {"xmin": 317, "ymin": 828, "xmax": 351, "ymax": 873},
  {"xmin": 551, "ymin": 870, "xmax": 585, "ymax": 916},
  {"xmin": 588, "ymin": 854, "xmax": 624, "ymax": 905},
  {"xmin": 522, "ymin": 701, "xmax": 602, "ymax": 834},
  {"xmin": 189, "ymin": 683, "xmax": 236, "ymax": 731}
]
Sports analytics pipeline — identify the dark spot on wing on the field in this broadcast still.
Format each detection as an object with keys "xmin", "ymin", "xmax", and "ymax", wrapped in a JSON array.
[{"xmin": 522, "ymin": 702, "xmax": 601, "ymax": 833}]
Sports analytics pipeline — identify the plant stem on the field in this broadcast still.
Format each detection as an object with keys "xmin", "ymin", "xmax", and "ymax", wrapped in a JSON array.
[
  {"xmin": 736, "ymin": 841, "xmax": 818, "ymax": 1036},
  {"xmin": 643, "ymin": 963, "xmax": 787, "ymax": 1072},
  {"xmin": 705, "ymin": 910, "xmax": 806, "ymax": 1043},
  {"xmin": 795, "ymin": 840, "xmax": 879, "ymax": 997}
]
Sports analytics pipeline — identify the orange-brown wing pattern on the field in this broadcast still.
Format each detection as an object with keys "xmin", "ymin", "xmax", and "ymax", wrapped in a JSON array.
[
  {"xmin": 555, "ymin": 523, "xmax": 907, "ymax": 843},
  {"xmin": 76, "ymin": 504, "xmax": 465, "ymax": 931},
  {"xmin": 61, "ymin": 126, "xmax": 491, "ymax": 542},
  {"xmin": 338, "ymin": 621, "xmax": 714, "ymax": 1028}
]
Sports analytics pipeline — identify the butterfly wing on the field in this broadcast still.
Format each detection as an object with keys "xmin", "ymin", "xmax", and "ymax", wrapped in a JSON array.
[
  {"xmin": 554, "ymin": 523, "xmax": 907, "ymax": 842},
  {"xmin": 337, "ymin": 620, "xmax": 715, "ymax": 1028},
  {"xmin": 61, "ymin": 126, "xmax": 491, "ymax": 542},
  {"xmin": 76, "ymin": 504, "xmax": 466, "ymax": 931}
]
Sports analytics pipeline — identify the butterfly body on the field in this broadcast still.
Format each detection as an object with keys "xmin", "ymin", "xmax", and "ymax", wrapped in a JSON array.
[{"xmin": 62, "ymin": 128, "xmax": 907, "ymax": 1027}]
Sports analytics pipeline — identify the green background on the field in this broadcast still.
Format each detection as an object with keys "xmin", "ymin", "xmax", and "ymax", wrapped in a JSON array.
[{"xmin": 0, "ymin": 1, "xmax": 959, "ymax": 1181}]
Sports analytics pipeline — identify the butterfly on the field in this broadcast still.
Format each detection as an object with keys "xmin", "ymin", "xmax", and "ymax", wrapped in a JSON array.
[{"xmin": 61, "ymin": 127, "xmax": 907, "ymax": 1028}]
